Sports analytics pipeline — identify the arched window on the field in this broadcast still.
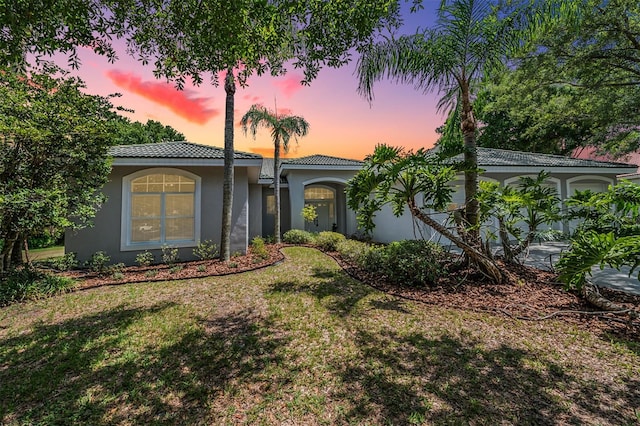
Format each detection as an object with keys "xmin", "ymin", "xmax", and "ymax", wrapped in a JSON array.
[{"xmin": 122, "ymin": 169, "xmax": 201, "ymax": 250}]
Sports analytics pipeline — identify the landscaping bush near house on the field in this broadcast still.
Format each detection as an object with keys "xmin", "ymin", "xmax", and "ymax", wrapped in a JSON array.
[
  {"xmin": 193, "ymin": 240, "xmax": 219, "ymax": 260},
  {"xmin": 0, "ymin": 267, "xmax": 76, "ymax": 306},
  {"xmin": 336, "ymin": 239, "xmax": 377, "ymax": 268},
  {"xmin": 43, "ymin": 252, "xmax": 78, "ymax": 271},
  {"xmin": 283, "ymin": 229, "xmax": 314, "ymax": 244},
  {"xmin": 161, "ymin": 245, "xmax": 180, "ymax": 265},
  {"xmin": 135, "ymin": 251, "xmax": 155, "ymax": 267},
  {"xmin": 315, "ymin": 231, "xmax": 346, "ymax": 252},
  {"xmin": 85, "ymin": 251, "xmax": 111, "ymax": 274},
  {"xmin": 251, "ymin": 236, "xmax": 269, "ymax": 259},
  {"xmin": 364, "ymin": 240, "xmax": 446, "ymax": 287}
]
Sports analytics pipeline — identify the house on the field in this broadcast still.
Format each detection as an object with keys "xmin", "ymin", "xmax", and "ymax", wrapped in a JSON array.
[
  {"xmin": 66, "ymin": 142, "xmax": 637, "ymax": 264},
  {"xmin": 66, "ymin": 142, "xmax": 263, "ymax": 264}
]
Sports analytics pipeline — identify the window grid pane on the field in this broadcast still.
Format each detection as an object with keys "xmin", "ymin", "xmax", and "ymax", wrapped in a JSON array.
[{"xmin": 129, "ymin": 173, "xmax": 196, "ymax": 245}]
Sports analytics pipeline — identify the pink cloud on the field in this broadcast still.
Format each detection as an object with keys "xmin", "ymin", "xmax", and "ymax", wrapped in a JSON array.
[
  {"xmin": 243, "ymin": 94, "xmax": 262, "ymax": 103},
  {"xmin": 105, "ymin": 70, "xmax": 219, "ymax": 124},
  {"xmin": 273, "ymin": 73, "xmax": 304, "ymax": 98}
]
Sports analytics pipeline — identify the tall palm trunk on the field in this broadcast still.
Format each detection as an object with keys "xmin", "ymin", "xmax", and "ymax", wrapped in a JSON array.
[
  {"xmin": 273, "ymin": 136, "xmax": 281, "ymax": 243},
  {"xmin": 460, "ymin": 81, "xmax": 480, "ymax": 246},
  {"xmin": 220, "ymin": 69, "xmax": 235, "ymax": 261}
]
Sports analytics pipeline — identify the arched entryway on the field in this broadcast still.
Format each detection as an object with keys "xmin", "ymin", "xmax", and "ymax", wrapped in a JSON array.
[{"xmin": 304, "ymin": 185, "xmax": 337, "ymax": 233}]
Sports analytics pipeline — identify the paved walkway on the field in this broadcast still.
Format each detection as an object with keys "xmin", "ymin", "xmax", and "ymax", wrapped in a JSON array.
[{"xmin": 519, "ymin": 242, "xmax": 640, "ymax": 296}]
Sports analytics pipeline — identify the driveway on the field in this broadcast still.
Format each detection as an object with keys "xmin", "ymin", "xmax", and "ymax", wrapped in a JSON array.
[{"xmin": 521, "ymin": 242, "xmax": 640, "ymax": 296}]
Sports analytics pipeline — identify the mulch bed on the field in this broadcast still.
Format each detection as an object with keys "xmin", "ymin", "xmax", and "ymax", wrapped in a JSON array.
[
  {"xmin": 58, "ymin": 244, "xmax": 640, "ymax": 340},
  {"xmin": 60, "ymin": 244, "xmax": 286, "ymax": 290},
  {"xmin": 328, "ymin": 251, "xmax": 640, "ymax": 341}
]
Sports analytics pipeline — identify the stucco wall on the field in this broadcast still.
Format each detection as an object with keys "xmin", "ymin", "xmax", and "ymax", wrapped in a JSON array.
[
  {"xmin": 285, "ymin": 169, "xmax": 358, "ymax": 234},
  {"xmin": 66, "ymin": 165, "xmax": 251, "ymax": 265},
  {"xmin": 261, "ymin": 187, "xmax": 290, "ymax": 238},
  {"xmin": 248, "ymin": 184, "xmax": 263, "ymax": 240}
]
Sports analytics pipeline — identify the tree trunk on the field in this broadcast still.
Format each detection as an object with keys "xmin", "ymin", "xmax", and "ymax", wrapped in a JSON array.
[
  {"xmin": 10, "ymin": 235, "xmax": 23, "ymax": 267},
  {"xmin": 408, "ymin": 198, "xmax": 504, "ymax": 283},
  {"xmin": 273, "ymin": 137, "xmax": 281, "ymax": 244},
  {"xmin": 581, "ymin": 280, "xmax": 639, "ymax": 320},
  {"xmin": 459, "ymin": 80, "xmax": 480, "ymax": 246},
  {"xmin": 0, "ymin": 231, "xmax": 19, "ymax": 273},
  {"xmin": 220, "ymin": 69, "xmax": 236, "ymax": 261}
]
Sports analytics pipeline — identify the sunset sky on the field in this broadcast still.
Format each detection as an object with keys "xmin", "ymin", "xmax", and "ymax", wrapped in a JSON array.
[{"xmin": 59, "ymin": 5, "xmax": 443, "ymax": 160}]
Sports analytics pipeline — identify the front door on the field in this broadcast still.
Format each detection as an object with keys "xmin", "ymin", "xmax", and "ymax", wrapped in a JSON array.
[{"xmin": 305, "ymin": 201, "xmax": 332, "ymax": 232}]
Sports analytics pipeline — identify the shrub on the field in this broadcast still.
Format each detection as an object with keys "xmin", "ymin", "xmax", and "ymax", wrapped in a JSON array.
[
  {"xmin": 145, "ymin": 269, "xmax": 158, "ymax": 278},
  {"xmin": 47, "ymin": 252, "xmax": 78, "ymax": 271},
  {"xmin": 315, "ymin": 231, "xmax": 346, "ymax": 252},
  {"xmin": 251, "ymin": 236, "xmax": 269, "ymax": 259},
  {"xmin": 86, "ymin": 251, "xmax": 111, "ymax": 274},
  {"xmin": 364, "ymin": 240, "xmax": 445, "ymax": 287},
  {"xmin": 109, "ymin": 263, "xmax": 125, "ymax": 274},
  {"xmin": 0, "ymin": 267, "xmax": 76, "ymax": 306},
  {"xmin": 161, "ymin": 245, "xmax": 179, "ymax": 265},
  {"xmin": 283, "ymin": 229, "xmax": 314, "ymax": 244},
  {"xmin": 197, "ymin": 265, "xmax": 206, "ymax": 272},
  {"xmin": 336, "ymin": 239, "xmax": 376, "ymax": 268},
  {"xmin": 169, "ymin": 265, "xmax": 183, "ymax": 274},
  {"xmin": 111, "ymin": 271, "xmax": 125, "ymax": 281},
  {"xmin": 193, "ymin": 240, "xmax": 219, "ymax": 260},
  {"xmin": 135, "ymin": 251, "xmax": 155, "ymax": 267}
]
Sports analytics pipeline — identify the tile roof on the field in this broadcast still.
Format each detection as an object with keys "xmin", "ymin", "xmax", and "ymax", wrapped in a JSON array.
[
  {"xmin": 260, "ymin": 158, "xmax": 275, "ymax": 179},
  {"xmin": 448, "ymin": 147, "xmax": 633, "ymax": 168},
  {"xmin": 109, "ymin": 141, "xmax": 262, "ymax": 160},
  {"xmin": 283, "ymin": 154, "xmax": 364, "ymax": 167},
  {"xmin": 259, "ymin": 154, "xmax": 364, "ymax": 180}
]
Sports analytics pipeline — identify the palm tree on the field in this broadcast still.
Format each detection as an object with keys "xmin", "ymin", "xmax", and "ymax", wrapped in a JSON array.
[
  {"xmin": 241, "ymin": 104, "xmax": 310, "ymax": 243},
  {"xmin": 357, "ymin": 0, "xmax": 550, "ymax": 247}
]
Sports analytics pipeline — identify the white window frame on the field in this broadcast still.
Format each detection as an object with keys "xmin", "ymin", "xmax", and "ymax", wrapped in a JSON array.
[{"xmin": 121, "ymin": 168, "xmax": 201, "ymax": 251}]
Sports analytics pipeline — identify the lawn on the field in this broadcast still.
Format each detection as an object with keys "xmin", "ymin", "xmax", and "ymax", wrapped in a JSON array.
[{"xmin": 1, "ymin": 247, "xmax": 639, "ymax": 425}]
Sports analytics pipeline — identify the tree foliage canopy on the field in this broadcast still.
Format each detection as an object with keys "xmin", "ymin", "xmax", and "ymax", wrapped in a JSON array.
[
  {"xmin": 476, "ymin": 0, "xmax": 640, "ymax": 156},
  {"xmin": 112, "ymin": 118, "xmax": 185, "ymax": 145},
  {"xmin": 0, "ymin": 66, "xmax": 117, "ymax": 272}
]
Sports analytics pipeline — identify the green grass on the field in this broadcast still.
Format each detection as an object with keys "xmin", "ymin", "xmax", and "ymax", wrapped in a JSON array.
[{"xmin": 1, "ymin": 247, "xmax": 638, "ymax": 425}]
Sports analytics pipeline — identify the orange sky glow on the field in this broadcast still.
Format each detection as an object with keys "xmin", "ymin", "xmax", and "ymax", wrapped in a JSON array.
[{"xmin": 53, "ymin": 6, "xmax": 444, "ymax": 160}]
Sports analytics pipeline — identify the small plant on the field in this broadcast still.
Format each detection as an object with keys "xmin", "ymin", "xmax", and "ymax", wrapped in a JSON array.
[
  {"xmin": 196, "ymin": 265, "xmax": 206, "ymax": 272},
  {"xmin": 169, "ymin": 265, "xmax": 183, "ymax": 274},
  {"xmin": 231, "ymin": 251, "xmax": 242, "ymax": 258},
  {"xmin": 145, "ymin": 269, "xmax": 158, "ymax": 278},
  {"xmin": 135, "ymin": 251, "xmax": 154, "ymax": 267},
  {"xmin": 0, "ymin": 267, "xmax": 76, "ymax": 306},
  {"xmin": 228, "ymin": 261, "xmax": 238, "ymax": 268},
  {"xmin": 161, "ymin": 245, "xmax": 180, "ymax": 265},
  {"xmin": 85, "ymin": 251, "xmax": 111, "ymax": 274},
  {"xmin": 111, "ymin": 271, "xmax": 125, "ymax": 281},
  {"xmin": 283, "ymin": 229, "xmax": 314, "ymax": 244},
  {"xmin": 109, "ymin": 263, "xmax": 125, "ymax": 273},
  {"xmin": 315, "ymin": 231, "xmax": 346, "ymax": 252},
  {"xmin": 251, "ymin": 236, "xmax": 269, "ymax": 259},
  {"xmin": 301, "ymin": 204, "xmax": 318, "ymax": 223},
  {"xmin": 47, "ymin": 252, "xmax": 78, "ymax": 271},
  {"xmin": 193, "ymin": 240, "xmax": 219, "ymax": 260},
  {"xmin": 263, "ymin": 235, "xmax": 275, "ymax": 244}
]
